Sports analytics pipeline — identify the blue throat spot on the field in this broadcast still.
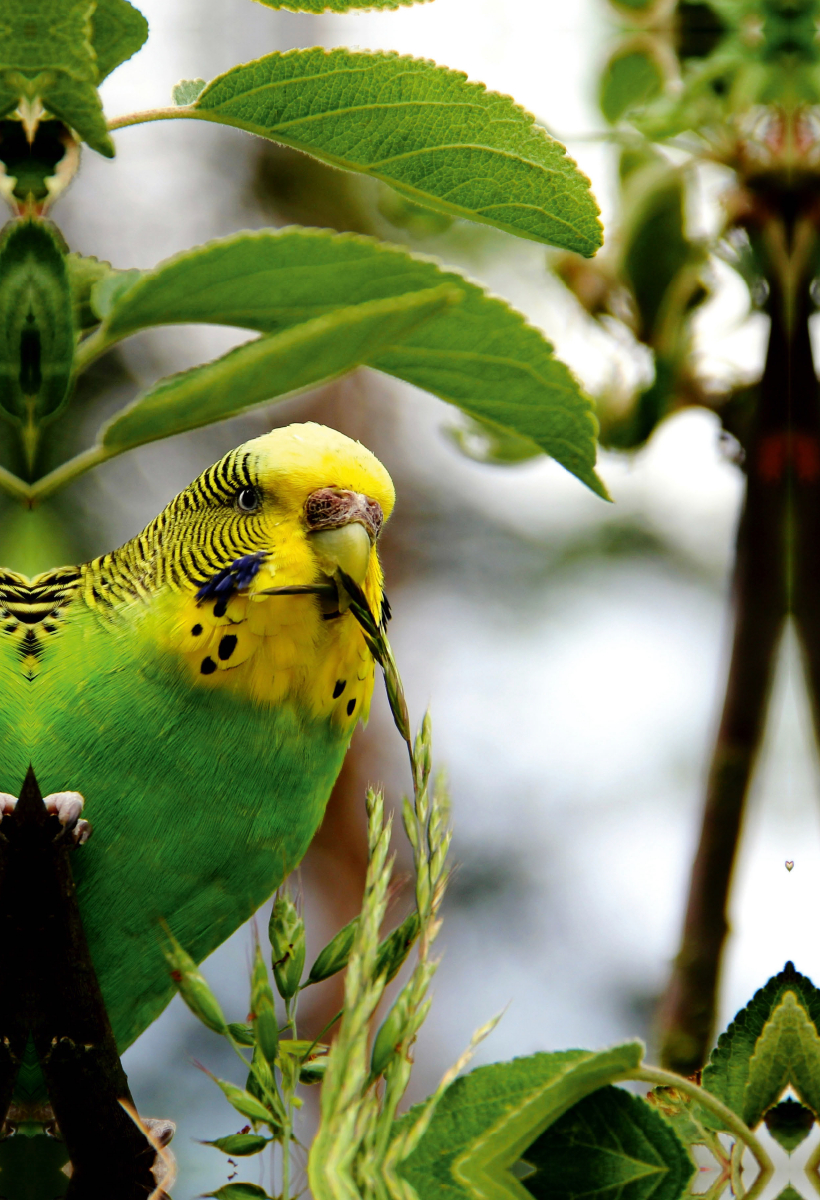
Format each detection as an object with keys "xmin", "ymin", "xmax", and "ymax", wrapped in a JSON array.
[{"xmin": 196, "ymin": 552, "xmax": 267, "ymax": 604}]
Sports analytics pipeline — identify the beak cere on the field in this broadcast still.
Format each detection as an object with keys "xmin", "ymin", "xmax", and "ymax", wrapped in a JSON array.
[{"xmin": 305, "ymin": 488, "xmax": 384, "ymax": 586}]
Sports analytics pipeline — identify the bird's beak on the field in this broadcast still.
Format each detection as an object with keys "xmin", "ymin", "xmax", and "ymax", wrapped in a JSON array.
[{"xmin": 305, "ymin": 488, "xmax": 384, "ymax": 586}]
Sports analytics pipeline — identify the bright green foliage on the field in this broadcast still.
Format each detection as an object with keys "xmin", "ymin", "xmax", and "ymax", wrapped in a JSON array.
[
  {"xmin": 520, "ymin": 1085, "xmax": 694, "ymax": 1200},
  {"xmin": 162, "ymin": 928, "xmax": 229, "ymax": 1035},
  {"xmin": 0, "ymin": 220, "xmax": 75, "ymax": 446},
  {"xmin": 743, "ymin": 992, "xmax": 820, "ymax": 1128},
  {"xmin": 184, "ymin": 49, "xmax": 602, "ymax": 254},
  {"xmin": 599, "ymin": 49, "xmax": 664, "ymax": 123},
  {"xmin": 773, "ymin": 1188, "xmax": 806, "ymax": 1200},
  {"xmin": 703, "ymin": 962, "xmax": 820, "ymax": 1126},
  {"xmin": 100, "ymin": 285, "xmax": 461, "ymax": 453},
  {"xmin": 86, "ymin": 230, "xmax": 604, "ymax": 496},
  {"xmin": 91, "ymin": 0, "xmax": 148, "ymax": 83},
  {"xmin": 397, "ymin": 1044, "xmax": 645, "ymax": 1200},
  {"xmin": 0, "ymin": 1, "xmax": 113, "ymax": 157}
]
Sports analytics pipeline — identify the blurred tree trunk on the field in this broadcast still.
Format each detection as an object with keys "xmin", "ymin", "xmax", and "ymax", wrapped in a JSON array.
[{"xmin": 658, "ymin": 190, "xmax": 820, "ymax": 1074}]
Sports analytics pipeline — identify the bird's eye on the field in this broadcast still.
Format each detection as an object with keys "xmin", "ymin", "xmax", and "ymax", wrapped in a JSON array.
[{"xmin": 236, "ymin": 486, "xmax": 260, "ymax": 513}]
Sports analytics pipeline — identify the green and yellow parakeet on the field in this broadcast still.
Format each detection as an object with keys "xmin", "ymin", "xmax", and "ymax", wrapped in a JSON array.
[{"xmin": 0, "ymin": 422, "xmax": 393, "ymax": 1062}]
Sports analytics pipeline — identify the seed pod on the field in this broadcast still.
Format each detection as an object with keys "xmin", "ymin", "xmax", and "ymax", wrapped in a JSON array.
[
  {"xmin": 203, "ymin": 1133, "xmax": 272, "ymax": 1156},
  {"xmin": 375, "ymin": 910, "xmax": 420, "ymax": 985},
  {"xmin": 209, "ymin": 1073, "xmax": 273, "ymax": 1125},
  {"xmin": 269, "ymin": 895, "xmax": 305, "ymax": 1000},
  {"xmin": 251, "ymin": 945, "xmax": 279, "ymax": 1064},
  {"xmin": 299, "ymin": 1053, "xmax": 329, "ymax": 1085},
  {"xmin": 370, "ymin": 993, "xmax": 409, "ymax": 1078},
  {"xmin": 163, "ymin": 931, "xmax": 227, "ymax": 1035},
  {"xmin": 228, "ymin": 1022, "xmax": 255, "ymax": 1047},
  {"xmin": 305, "ymin": 917, "xmax": 359, "ymax": 986}
]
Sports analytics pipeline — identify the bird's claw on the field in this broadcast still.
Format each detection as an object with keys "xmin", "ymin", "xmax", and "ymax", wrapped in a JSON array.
[
  {"xmin": 0, "ymin": 793, "xmax": 17, "ymax": 819},
  {"xmin": 44, "ymin": 792, "xmax": 92, "ymax": 845}
]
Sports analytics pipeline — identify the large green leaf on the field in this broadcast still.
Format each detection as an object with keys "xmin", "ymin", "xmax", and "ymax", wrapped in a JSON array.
[
  {"xmin": 0, "ymin": 1, "xmax": 113, "ymax": 157},
  {"xmin": 0, "ymin": 221, "xmax": 75, "ymax": 432},
  {"xmin": 91, "ymin": 0, "xmax": 148, "ymax": 84},
  {"xmin": 172, "ymin": 49, "xmax": 601, "ymax": 254},
  {"xmin": 703, "ymin": 962, "xmax": 820, "ymax": 1126},
  {"xmin": 397, "ymin": 1043, "xmax": 645, "ymax": 1200},
  {"xmin": 520, "ymin": 1085, "xmax": 694, "ymax": 1200},
  {"xmin": 92, "ymin": 229, "xmax": 605, "ymax": 495},
  {"xmin": 101, "ymin": 283, "xmax": 460, "ymax": 452},
  {"xmin": 742, "ymin": 992, "xmax": 820, "ymax": 1128}
]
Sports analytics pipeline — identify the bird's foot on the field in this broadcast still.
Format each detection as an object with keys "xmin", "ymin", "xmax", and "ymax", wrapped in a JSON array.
[
  {"xmin": 44, "ymin": 791, "xmax": 92, "ymax": 845},
  {"xmin": 0, "ymin": 792, "xmax": 17, "ymax": 819}
]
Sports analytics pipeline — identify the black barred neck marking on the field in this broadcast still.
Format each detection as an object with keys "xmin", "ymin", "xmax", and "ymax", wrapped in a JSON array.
[
  {"xmin": 0, "ymin": 567, "xmax": 82, "ymax": 679},
  {"xmin": 80, "ymin": 449, "xmax": 274, "ymax": 611}
]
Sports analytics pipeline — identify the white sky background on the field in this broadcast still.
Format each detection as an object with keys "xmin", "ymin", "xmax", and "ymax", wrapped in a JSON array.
[{"xmin": 54, "ymin": 1, "xmax": 820, "ymax": 1194}]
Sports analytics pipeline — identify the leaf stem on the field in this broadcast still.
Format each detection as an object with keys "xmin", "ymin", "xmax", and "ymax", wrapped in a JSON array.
[
  {"xmin": 28, "ymin": 445, "xmax": 112, "ymax": 505},
  {"xmin": 0, "ymin": 466, "xmax": 32, "ymax": 506},
  {"xmin": 628, "ymin": 1067, "xmax": 773, "ymax": 1200},
  {"xmin": 108, "ymin": 107, "xmax": 198, "ymax": 131}
]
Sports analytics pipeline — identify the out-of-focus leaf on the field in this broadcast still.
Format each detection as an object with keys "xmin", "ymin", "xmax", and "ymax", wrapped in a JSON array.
[
  {"xmin": 95, "ymin": 230, "xmax": 606, "ymax": 496},
  {"xmin": 91, "ymin": 0, "xmax": 148, "ymax": 83},
  {"xmin": 181, "ymin": 49, "xmax": 602, "ymax": 254},
  {"xmin": 0, "ymin": 1, "xmax": 113, "ymax": 157},
  {"xmin": 0, "ymin": 220, "xmax": 74, "ymax": 427},
  {"xmin": 397, "ymin": 1043, "xmax": 646, "ymax": 1200},
  {"xmin": 599, "ymin": 49, "xmax": 664, "ymax": 123},
  {"xmin": 205, "ymin": 1185, "xmax": 271, "ymax": 1200},
  {"xmin": 172, "ymin": 78, "xmax": 206, "ymax": 106},
  {"xmin": 203, "ymin": 1133, "xmax": 273, "ymax": 1157},
  {"xmin": 446, "ymin": 414, "xmax": 542, "ymax": 465},
  {"xmin": 102, "ymin": 284, "xmax": 459, "ymax": 452},
  {"xmin": 620, "ymin": 165, "xmax": 695, "ymax": 342},
  {"xmin": 703, "ymin": 962, "xmax": 820, "ymax": 1127},
  {"xmin": 520, "ymin": 1085, "xmax": 694, "ymax": 1200},
  {"xmin": 66, "ymin": 253, "xmax": 114, "ymax": 331},
  {"xmin": 208, "ymin": 1074, "xmax": 274, "ymax": 1124}
]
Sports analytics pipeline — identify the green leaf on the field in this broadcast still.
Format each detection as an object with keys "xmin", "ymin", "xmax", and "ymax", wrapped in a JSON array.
[
  {"xmin": 100, "ymin": 284, "xmax": 461, "ymax": 453},
  {"xmin": 173, "ymin": 78, "xmax": 206, "ymax": 106},
  {"xmin": 91, "ymin": 267, "xmax": 143, "ymax": 319},
  {"xmin": 519, "ymin": 1085, "xmax": 694, "ymax": 1200},
  {"xmin": 203, "ymin": 1133, "xmax": 273, "ymax": 1156},
  {"xmin": 599, "ymin": 49, "xmax": 664, "ymax": 124},
  {"xmin": 0, "ymin": 220, "xmax": 75, "ymax": 428},
  {"xmin": 764, "ymin": 1099, "xmax": 815, "ymax": 1154},
  {"xmin": 445, "ymin": 414, "xmax": 542, "ymax": 466},
  {"xmin": 0, "ymin": 1, "xmax": 114, "ymax": 157},
  {"xmin": 742, "ymin": 991, "xmax": 820, "ymax": 1128},
  {"xmin": 186, "ymin": 49, "xmax": 602, "ymax": 254},
  {"xmin": 205, "ymin": 1186, "xmax": 271, "ymax": 1200},
  {"xmin": 703, "ymin": 962, "xmax": 820, "ymax": 1126},
  {"xmin": 91, "ymin": 0, "xmax": 148, "ymax": 84},
  {"xmin": 66, "ymin": 253, "xmax": 114, "ymax": 331},
  {"xmin": 397, "ymin": 1043, "xmax": 645, "ymax": 1200},
  {"xmin": 95, "ymin": 230, "xmax": 605, "ymax": 496}
]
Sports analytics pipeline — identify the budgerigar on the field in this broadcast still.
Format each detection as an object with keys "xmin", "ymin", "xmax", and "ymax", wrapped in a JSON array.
[{"xmin": 0, "ymin": 422, "xmax": 394, "ymax": 1065}]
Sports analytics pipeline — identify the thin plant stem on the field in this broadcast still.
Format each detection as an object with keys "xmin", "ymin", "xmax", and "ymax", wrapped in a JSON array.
[{"xmin": 628, "ymin": 1067, "xmax": 773, "ymax": 1200}]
